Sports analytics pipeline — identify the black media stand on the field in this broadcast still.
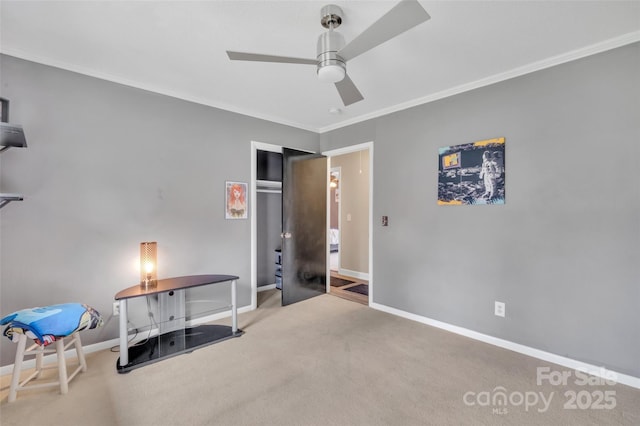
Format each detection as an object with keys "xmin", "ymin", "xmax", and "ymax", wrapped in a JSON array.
[{"xmin": 114, "ymin": 275, "xmax": 243, "ymax": 373}]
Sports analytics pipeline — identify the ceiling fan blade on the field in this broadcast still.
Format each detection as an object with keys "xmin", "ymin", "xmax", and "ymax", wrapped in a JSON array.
[
  {"xmin": 226, "ymin": 51, "xmax": 317, "ymax": 65},
  {"xmin": 338, "ymin": 0, "xmax": 430, "ymax": 62},
  {"xmin": 335, "ymin": 74, "xmax": 364, "ymax": 106}
]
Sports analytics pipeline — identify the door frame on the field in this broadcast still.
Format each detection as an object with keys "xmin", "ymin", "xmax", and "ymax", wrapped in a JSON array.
[
  {"xmin": 322, "ymin": 142, "xmax": 374, "ymax": 305},
  {"xmin": 250, "ymin": 141, "xmax": 318, "ymax": 309},
  {"xmin": 250, "ymin": 140, "xmax": 373, "ymax": 308},
  {"xmin": 329, "ymin": 166, "xmax": 342, "ymax": 273},
  {"xmin": 250, "ymin": 140, "xmax": 283, "ymax": 310}
]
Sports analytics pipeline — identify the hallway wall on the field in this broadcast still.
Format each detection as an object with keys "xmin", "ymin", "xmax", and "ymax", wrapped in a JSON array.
[{"xmin": 330, "ymin": 150, "xmax": 370, "ymax": 276}]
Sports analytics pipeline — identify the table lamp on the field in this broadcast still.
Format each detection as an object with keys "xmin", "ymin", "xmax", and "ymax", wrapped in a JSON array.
[{"xmin": 140, "ymin": 242, "xmax": 157, "ymax": 289}]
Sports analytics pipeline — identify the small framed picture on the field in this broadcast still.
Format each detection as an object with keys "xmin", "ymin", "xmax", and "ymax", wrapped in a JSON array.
[{"xmin": 225, "ymin": 181, "xmax": 248, "ymax": 219}]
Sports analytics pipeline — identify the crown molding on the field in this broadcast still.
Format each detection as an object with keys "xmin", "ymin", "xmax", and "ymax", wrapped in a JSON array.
[
  {"xmin": 0, "ymin": 47, "xmax": 318, "ymax": 133},
  {"xmin": 3, "ymin": 30, "xmax": 639, "ymax": 135},
  {"xmin": 318, "ymin": 31, "xmax": 640, "ymax": 134}
]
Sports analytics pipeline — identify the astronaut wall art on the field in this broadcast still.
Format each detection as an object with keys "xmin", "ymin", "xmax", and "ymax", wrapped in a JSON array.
[{"xmin": 438, "ymin": 137, "xmax": 505, "ymax": 205}]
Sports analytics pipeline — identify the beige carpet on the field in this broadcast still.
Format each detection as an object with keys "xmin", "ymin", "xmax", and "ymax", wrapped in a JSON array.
[{"xmin": 1, "ymin": 290, "xmax": 639, "ymax": 426}]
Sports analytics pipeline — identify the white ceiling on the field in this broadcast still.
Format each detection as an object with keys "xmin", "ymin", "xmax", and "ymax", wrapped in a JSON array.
[{"xmin": 1, "ymin": 1, "xmax": 639, "ymax": 133}]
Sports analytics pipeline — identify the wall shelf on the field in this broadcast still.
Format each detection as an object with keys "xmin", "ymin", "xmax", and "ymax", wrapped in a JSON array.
[
  {"xmin": 0, "ymin": 193, "xmax": 24, "ymax": 209},
  {"xmin": 0, "ymin": 123, "xmax": 27, "ymax": 152},
  {"xmin": 1, "ymin": 99, "xmax": 27, "ymax": 208}
]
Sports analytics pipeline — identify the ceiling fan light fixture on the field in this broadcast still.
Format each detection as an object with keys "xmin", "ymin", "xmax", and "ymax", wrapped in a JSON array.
[
  {"xmin": 318, "ymin": 64, "xmax": 345, "ymax": 83},
  {"xmin": 316, "ymin": 28, "xmax": 346, "ymax": 83},
  {"xmin": 226, "ymin": 0, "xmax": 431, "ymax": 107}
]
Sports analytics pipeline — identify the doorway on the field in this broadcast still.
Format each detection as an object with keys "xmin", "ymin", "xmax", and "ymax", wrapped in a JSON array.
[
  {"xmin": 250, "ymin": 141, "xmax": 328, "ymax": 309},
  {"xmin": 250, "ymin": 141, "xmax": 373, "ymax": 309},
  {"xmin": 323, "ymin": 142, "xmax": 373, "ymax": 306}
]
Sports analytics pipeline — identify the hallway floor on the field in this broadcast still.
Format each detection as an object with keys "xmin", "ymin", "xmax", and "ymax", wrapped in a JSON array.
[{"xmin": 329, "ymin": 270, "xmax": 368, "ymax": 306}]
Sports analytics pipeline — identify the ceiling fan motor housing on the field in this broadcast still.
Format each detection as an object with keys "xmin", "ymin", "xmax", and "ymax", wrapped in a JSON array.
[
  {"xmin": 317, "ymin": 28, "xmax": 346, "ymax": 82},
  {"xmin": 317, "ymin": 4, "xmax": 346, "ymax": 83}
]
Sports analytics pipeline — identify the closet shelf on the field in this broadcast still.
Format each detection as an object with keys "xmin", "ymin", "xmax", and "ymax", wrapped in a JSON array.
[{"xmin": 257, "ymin": 180, "xmax": 282, "ymax": 193}]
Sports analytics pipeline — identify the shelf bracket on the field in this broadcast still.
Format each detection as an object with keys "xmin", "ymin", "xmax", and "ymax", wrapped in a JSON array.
[{"xmin": 0, "ymin": 194, "xmax": 24, "ymax": 209}]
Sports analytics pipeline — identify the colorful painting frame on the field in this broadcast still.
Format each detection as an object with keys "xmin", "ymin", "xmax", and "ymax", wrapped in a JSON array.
[
  {"xmin": 225, "ymin": 181, "xmax": 248, "ymax": 219},
  {"xmin": 438, "ymin": 137, "xmax": 505, "ymax": 205}
]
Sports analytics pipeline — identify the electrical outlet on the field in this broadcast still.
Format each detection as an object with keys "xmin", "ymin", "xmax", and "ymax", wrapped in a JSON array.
[
  {"xmin": 495, "ymin": 301, "xmax": 505, "ymax": 317},
  {"xmin": 113, "ymin": 301, "xmax": 120, "ymax": 316}
]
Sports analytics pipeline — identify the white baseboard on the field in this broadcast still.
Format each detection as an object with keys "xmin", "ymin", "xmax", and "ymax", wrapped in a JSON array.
[
  {"xmin": 0, "ymin": 304, "xmax": 254, "ymax": 376},
  {"xmin": 187, "ymin": 305, "xmax": 253, "ymax": 327},
  {"xmin": 257, "ymin": 284, "xmax": 276, "ymax": 292},
  {"xmin": 370, "ymin": 302, "xmax": 640, "ymax": 390},
  {"xmin": 338, "ymin": 268, "xmax": 369, "ymax": 281}
]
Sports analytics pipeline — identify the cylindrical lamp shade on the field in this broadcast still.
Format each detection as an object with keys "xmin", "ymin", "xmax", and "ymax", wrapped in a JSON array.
[{"xmin": 140, "ymin": 242, "xmax": 158, "ymax": 288}]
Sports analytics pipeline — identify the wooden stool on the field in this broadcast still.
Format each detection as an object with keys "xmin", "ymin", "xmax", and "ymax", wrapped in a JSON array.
[
  {"xmin": 8, "ymin": 332, "xmax": 87, "ymax": 403},
  {"xmin": 1, "ymin": 302, "xmax": 102, "ymax": 402}
]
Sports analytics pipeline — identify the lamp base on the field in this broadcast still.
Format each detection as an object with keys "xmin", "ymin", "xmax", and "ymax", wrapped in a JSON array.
[{"xmin": 140, "ymin": 279, "xmax": 157, "ymax": 289}]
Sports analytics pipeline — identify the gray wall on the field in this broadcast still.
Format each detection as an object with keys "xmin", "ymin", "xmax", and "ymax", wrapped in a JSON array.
[
  {"xmin": 320, "ymin": 43, "xmax": 640, "ymax": 377},
  {"xmin": 2, "ymin": 43, "xmax": 638, "ymax": 378},
  {"xmin": 0, "ymin": 55, "xmax": 318, "ymax": 366}
]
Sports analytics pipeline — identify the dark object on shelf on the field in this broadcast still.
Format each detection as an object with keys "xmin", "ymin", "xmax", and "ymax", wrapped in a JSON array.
[{"xmin": 275, "ymin": 249, "xmax": 282, "ymax": 290}]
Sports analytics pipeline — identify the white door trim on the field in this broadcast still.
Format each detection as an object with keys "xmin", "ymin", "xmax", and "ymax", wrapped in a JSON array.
[
  {"xmin": 250, "ymin": 141, "xmax": 283, "ymax": 310},
  {"xmin": 329, "ymin": 166, "xmax": 342, "ymax": 273}
]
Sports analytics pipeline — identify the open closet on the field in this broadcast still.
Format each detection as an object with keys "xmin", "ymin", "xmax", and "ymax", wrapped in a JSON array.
[
  {"xmin": 252, "ymin": 143, "xmax": 328, "ymax": 307},
  {"xmin": 255, "ymin": 149, "xmax": 283, "ymax": 291}
]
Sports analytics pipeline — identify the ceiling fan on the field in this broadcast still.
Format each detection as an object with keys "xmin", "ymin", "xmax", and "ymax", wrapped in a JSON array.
[{"xmin": 226, "ymin": 0, "xmax": 430, "ymax": 107}]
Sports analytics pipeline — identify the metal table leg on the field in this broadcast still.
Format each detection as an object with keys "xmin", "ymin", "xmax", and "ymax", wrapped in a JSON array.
[
  {"xmin": 119, "ymin": 299, "xmax": 128, "ymax": 366},
  {"xmin": 231, "ymin": 279, "xmax": 237, "ymax": 333}
]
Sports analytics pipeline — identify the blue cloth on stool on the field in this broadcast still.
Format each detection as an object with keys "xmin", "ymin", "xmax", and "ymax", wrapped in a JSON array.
[{"xmin": 1, "ymin": 303, "xmax": 103, "ymax": 346}]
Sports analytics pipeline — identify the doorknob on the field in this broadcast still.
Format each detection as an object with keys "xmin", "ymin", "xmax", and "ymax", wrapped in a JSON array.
[{"xmin": 281, "ymin": 232, "xmax": 292, "ymax": 239}]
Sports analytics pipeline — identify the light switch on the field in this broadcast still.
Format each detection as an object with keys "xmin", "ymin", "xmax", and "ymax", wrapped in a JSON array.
[
  {"xmin": 382, "ymin": 216, "xmax": 388, "ymax": 226},
  {"xmin": 347, "ymin": 213, "xmax": 352, "ymax": 221}
]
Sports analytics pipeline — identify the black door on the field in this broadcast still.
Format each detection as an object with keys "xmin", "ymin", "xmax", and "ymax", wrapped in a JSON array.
[{"xmin": 281, "ymin": 148, "xmax": 327, "ymax": 306}]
